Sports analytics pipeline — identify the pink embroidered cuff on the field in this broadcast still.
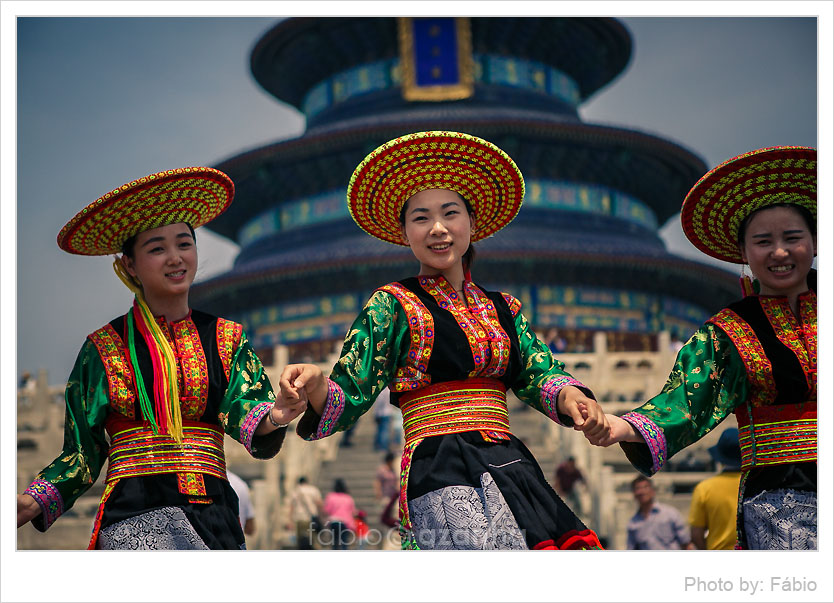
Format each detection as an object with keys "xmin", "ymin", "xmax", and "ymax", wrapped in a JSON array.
[
  {"xmin": 24, "ymin": 479, "xmax": 63, "ymax": 530},
  {"xmin": 621, "ymin": 412, "xmax": 667, "ymax": 474},
  {"xmin": 312, "ymin": 379, "xmax": 346, "ymax": 440},
  {"xmin": 541, "ymin": 376, "xmax": 590, "ymax": 426},
  {"xmin": 240, "ymin": 402, "xmax": 273, "ymax": 454}
]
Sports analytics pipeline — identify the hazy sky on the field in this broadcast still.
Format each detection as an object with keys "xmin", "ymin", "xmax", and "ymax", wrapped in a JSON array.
[{"xmin": 3, "ymin": 4, "xmax": 831, "ymax": 601}]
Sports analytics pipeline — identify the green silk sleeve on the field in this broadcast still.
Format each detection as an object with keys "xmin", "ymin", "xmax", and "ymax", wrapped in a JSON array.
[
  {"xmin": 511, "ymin": 308, "xmax": 593, "ymax": 426},
  {"xmin": 218, "ymin": 331, "xmax": 285, "ymax": 459},
  {"xmin": 620, "ymin": 323, "xmax": 749, "ymax": 475},
  {"xmin": 297, "ymin": 290, "xmax": 408, "ymax": 440},
  {"xmin": 24, "ymin": 339, "xmax": 110, "ymax": 531}
]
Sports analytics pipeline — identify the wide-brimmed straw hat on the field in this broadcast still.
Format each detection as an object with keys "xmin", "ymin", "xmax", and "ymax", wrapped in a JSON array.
[
  {"xmin": 680, "ymin": 146, "xmax": 816, "ymax": 264},
  {"xmin": 347, "ymin": 131, "xmax": 525, "ymax": 246},
  {"xmin": 57, "ymin": 167, "xmax": 234, "ymax": 256}
]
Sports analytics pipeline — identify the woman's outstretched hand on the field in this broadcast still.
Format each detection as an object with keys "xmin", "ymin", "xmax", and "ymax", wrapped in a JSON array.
[{"xmin": 557, "ymin": 385, "xmax": 610, "ymax": 441}]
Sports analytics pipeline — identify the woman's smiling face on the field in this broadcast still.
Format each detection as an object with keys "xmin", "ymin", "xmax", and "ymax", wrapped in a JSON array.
[
  {"xmin": 740, "ymin": 205, "xmax": 816, "ymax": 298},
  {"xmin": 121, "ymin": 222, "xmax": 197, "ymax": 302},
  {"xmin": 400, "ymin": 188, "xmax": 474, "ymax": 285}
]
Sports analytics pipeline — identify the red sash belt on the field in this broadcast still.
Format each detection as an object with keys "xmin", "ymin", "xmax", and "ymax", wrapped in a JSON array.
[
  {"xmin": 104, "ymin": 424, "xmax": 227, "ymax": 482},
  {"xmin": 398, "ymin": 378, "xmax": 511, "ymax": 444},
  {"xmin": 736, "ymin": 402, "xmax": 817, "ymax": 469}
]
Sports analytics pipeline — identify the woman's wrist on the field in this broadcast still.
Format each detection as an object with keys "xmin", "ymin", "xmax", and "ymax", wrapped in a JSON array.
[
  {"xmin": 267, "ymin": 406, "xmax": 290, "ymax": 429},
  {"xmin": 611, "ymin": 414, "xmax": 643, "ymax": 443}
]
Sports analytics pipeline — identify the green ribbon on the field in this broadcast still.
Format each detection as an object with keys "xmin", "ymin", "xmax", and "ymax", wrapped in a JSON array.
[{"xmin": 127, "ymin": 307, "xmax": 160, "ymax": 434}]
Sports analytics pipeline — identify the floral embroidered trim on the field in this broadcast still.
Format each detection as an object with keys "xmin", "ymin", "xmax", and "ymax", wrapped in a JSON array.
[
  {"xmin": 466, "ymin": 285, "xmax": 512, "ymax": 377},
  {"xmin": 398, "ymin": 438, "xmax": 421, "ymax": 549},
  {"xmin": 171, "ymin": 318, "xmax": 209, "ymax": 420},
  {"xmin": 709, "ymin": 308, "xmax": 776, "ymax": 407},
  {"xmin": 419, "ymin": 277, "xmax": 511, "ymax": 378},
  {"xmin": 760, "ymin": 296, "xmax": 816, "ymax": 396},
  {"xmin": 177, "ymin": 472, "xmax": 208, "ymax": 497},
  {"xmin": 422, "ymin": 277, "xmax": 489, "ymax": 376},
  {"xmin": 540, "ymin": 376, "xmax": 587, "ymax": 426},
  {"xmin": 315, "ymin": 379, "xmax": 347, "ymax": 440},
  {"xmin": 216, "ymin": 318, "xmax": 244, "ymax": 381},
  {"xmin": 87, "ymin": 480, "xmax": 117, "ymax": 549},
  {"xmin": 622, "ymin": 412, "xmax": 667, "ymax": 474},
  {"xmin": 798, "ymin": 291, "xmax": 817, "ymax": 385},
  {"xmin": 378, "ymin": 283, "xmax": 434, "ymax": 391},
  {"xmin": 240, "ymin": 402, "xmax": 272, "ymax": 454},
  {"xmin": 502, "ymin": 293, "xmax": 522, "ymax": 318},
  {"xmin": 24, "ymin": 479, "xmax": 64, "ymax": 530},
  {"xmin": 88, "ymin": 324, "xmax": 135, "ymax": 418}
]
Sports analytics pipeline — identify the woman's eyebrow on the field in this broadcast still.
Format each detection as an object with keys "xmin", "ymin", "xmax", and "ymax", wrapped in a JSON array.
[
  {"xmin": 751, "ymin": 228, "xmax": 805, "ymax": 239},
  {"xmin": 139, "ymin": 235, "xmax": 165, "ymax": 248}
]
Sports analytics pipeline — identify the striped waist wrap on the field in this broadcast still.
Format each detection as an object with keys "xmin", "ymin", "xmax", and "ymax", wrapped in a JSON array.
[
  {"xmin": 736, "ymin": 402, "xmax": 817, "ymax": 470},
  {"xmin": 398, "ymin": 378, "xmax": 511, "ymax": 444},
  {"xmin": 104, "ymin": 424, "xmax": 227, "ymax": 483}
]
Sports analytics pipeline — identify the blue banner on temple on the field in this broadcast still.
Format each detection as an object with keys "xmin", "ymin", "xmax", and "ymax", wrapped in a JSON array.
[{"xmin": 412, "ymin": 18, "xmax": 460, "ymax": 86}]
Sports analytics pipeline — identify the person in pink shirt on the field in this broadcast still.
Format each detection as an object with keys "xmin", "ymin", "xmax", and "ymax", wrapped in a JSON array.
[{"xmin": 322, "ymin": 478, "xmax": 357, "ymax": 550}]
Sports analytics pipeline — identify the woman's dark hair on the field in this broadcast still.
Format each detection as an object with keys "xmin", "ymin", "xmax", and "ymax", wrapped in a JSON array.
[
  {"xmin": 736, "ymin": 203, "xmax": 816, "ymax": 247},
  {"xmin": 399, "ymin": 190, "xmax": 477, "ymax": 275},
  {"xmin": 333, "ymin": 478, "xmax": 348, "ymax": 494},
  {"xmin": 120, "ymin": 222, "xmax": 196, "ymax": 258}
]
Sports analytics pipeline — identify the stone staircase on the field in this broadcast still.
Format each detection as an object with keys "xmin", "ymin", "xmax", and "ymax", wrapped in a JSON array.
[{"xmin": 312, "ymin": 412, "xmax": 404, "ymax": 549}]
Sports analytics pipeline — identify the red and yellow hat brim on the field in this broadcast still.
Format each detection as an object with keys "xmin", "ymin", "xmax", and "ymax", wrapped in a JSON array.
[
  {"xmin": 347, "ymin": 131, "xmax": 525, "ymax": 246},
  {"xmin": 57, "ymin": 167, "xmax": 234, "ymax": 256},
  {"xmin": 681, "ymin": 146, "xmax": 816, "ymax": 264}
]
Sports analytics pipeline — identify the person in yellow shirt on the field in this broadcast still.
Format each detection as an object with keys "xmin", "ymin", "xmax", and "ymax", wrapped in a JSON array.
[{"xmin": 689, "ymin": 428, "xmax": 742, "ymax": 550}]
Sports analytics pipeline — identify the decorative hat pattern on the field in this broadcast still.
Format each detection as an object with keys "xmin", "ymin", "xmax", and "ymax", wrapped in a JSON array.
[
  {"xmin": 57, "ymin": 167, "xmax": 235, "ymax": 256},
  {"xmin": 347, "ymin": 131, "xmax": 525, "ymax": 246},
  {"xmin": 681, "ymin": 146, "xmax": 816, "ymax": 263}
]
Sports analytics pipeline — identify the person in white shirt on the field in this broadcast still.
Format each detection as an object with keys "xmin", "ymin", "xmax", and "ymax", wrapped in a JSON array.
[{"xmin": 227, "ymin": 470, "xmax": 255, "ymax": 537}]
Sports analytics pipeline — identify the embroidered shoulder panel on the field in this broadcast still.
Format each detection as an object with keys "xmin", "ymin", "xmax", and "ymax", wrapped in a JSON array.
[
  {"xmin": 708, "ymin": 308, "xmax": 775, "ymax": 407},
  {"xmin": 502, "ymin": 293, "xmax": 522, "ymax": 318},
  {"xmin": 378, "ymin": 283, "xmax": 433, "ymax": 391},
  {"xmin": 760, "ymin": 296, "xmax": 817, "ymax": 398},
  {"xmin": 171, "ymin": 318, "xmax": 209, "ymax": 420},
  {"xmin": 216, "ymin": 318, "xmax": 244, "ymax": 381},
  {"xmin": 88, "ymin": 324, "xmax": 135, "ymax": 419}
]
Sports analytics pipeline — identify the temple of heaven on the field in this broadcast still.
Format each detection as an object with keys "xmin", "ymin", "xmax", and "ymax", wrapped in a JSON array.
[{"xmin": 191, "ymin": 17, "xmax": 738, "ymax": 361}]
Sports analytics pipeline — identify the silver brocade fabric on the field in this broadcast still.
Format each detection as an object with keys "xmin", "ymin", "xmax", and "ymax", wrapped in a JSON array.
[
  {"xmin": 97, "ymin": 506, "xmax": 210, "ymax": 550},
  {"xmin": 407, "ymin": 471, "xmax": 527, "ymax": 550},
  {"xmin": 743, "ymin": 488, "xmax": 817, "ymax": 550}
]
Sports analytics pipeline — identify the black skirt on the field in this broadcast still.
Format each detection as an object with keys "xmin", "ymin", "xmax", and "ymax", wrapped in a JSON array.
[
  {"xmin": 96, "ymin": 474, "xmax": 244, "ymax": 549},
  {"xmin": 406, "ymin": 432, "xmax": 600, "ymax": 549}
]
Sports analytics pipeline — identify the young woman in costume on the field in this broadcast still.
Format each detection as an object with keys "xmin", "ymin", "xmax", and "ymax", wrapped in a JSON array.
[
  {"xmin": 586, "ymin": 146, "xmax": 817, "ymax": 550},
  {"xmin": 17, "ymin": 167, "xmax": 305, "ymax": 549},
  {"xmin": 276, "ymin": 131, "xmax": 609, "ymax": 550}
]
